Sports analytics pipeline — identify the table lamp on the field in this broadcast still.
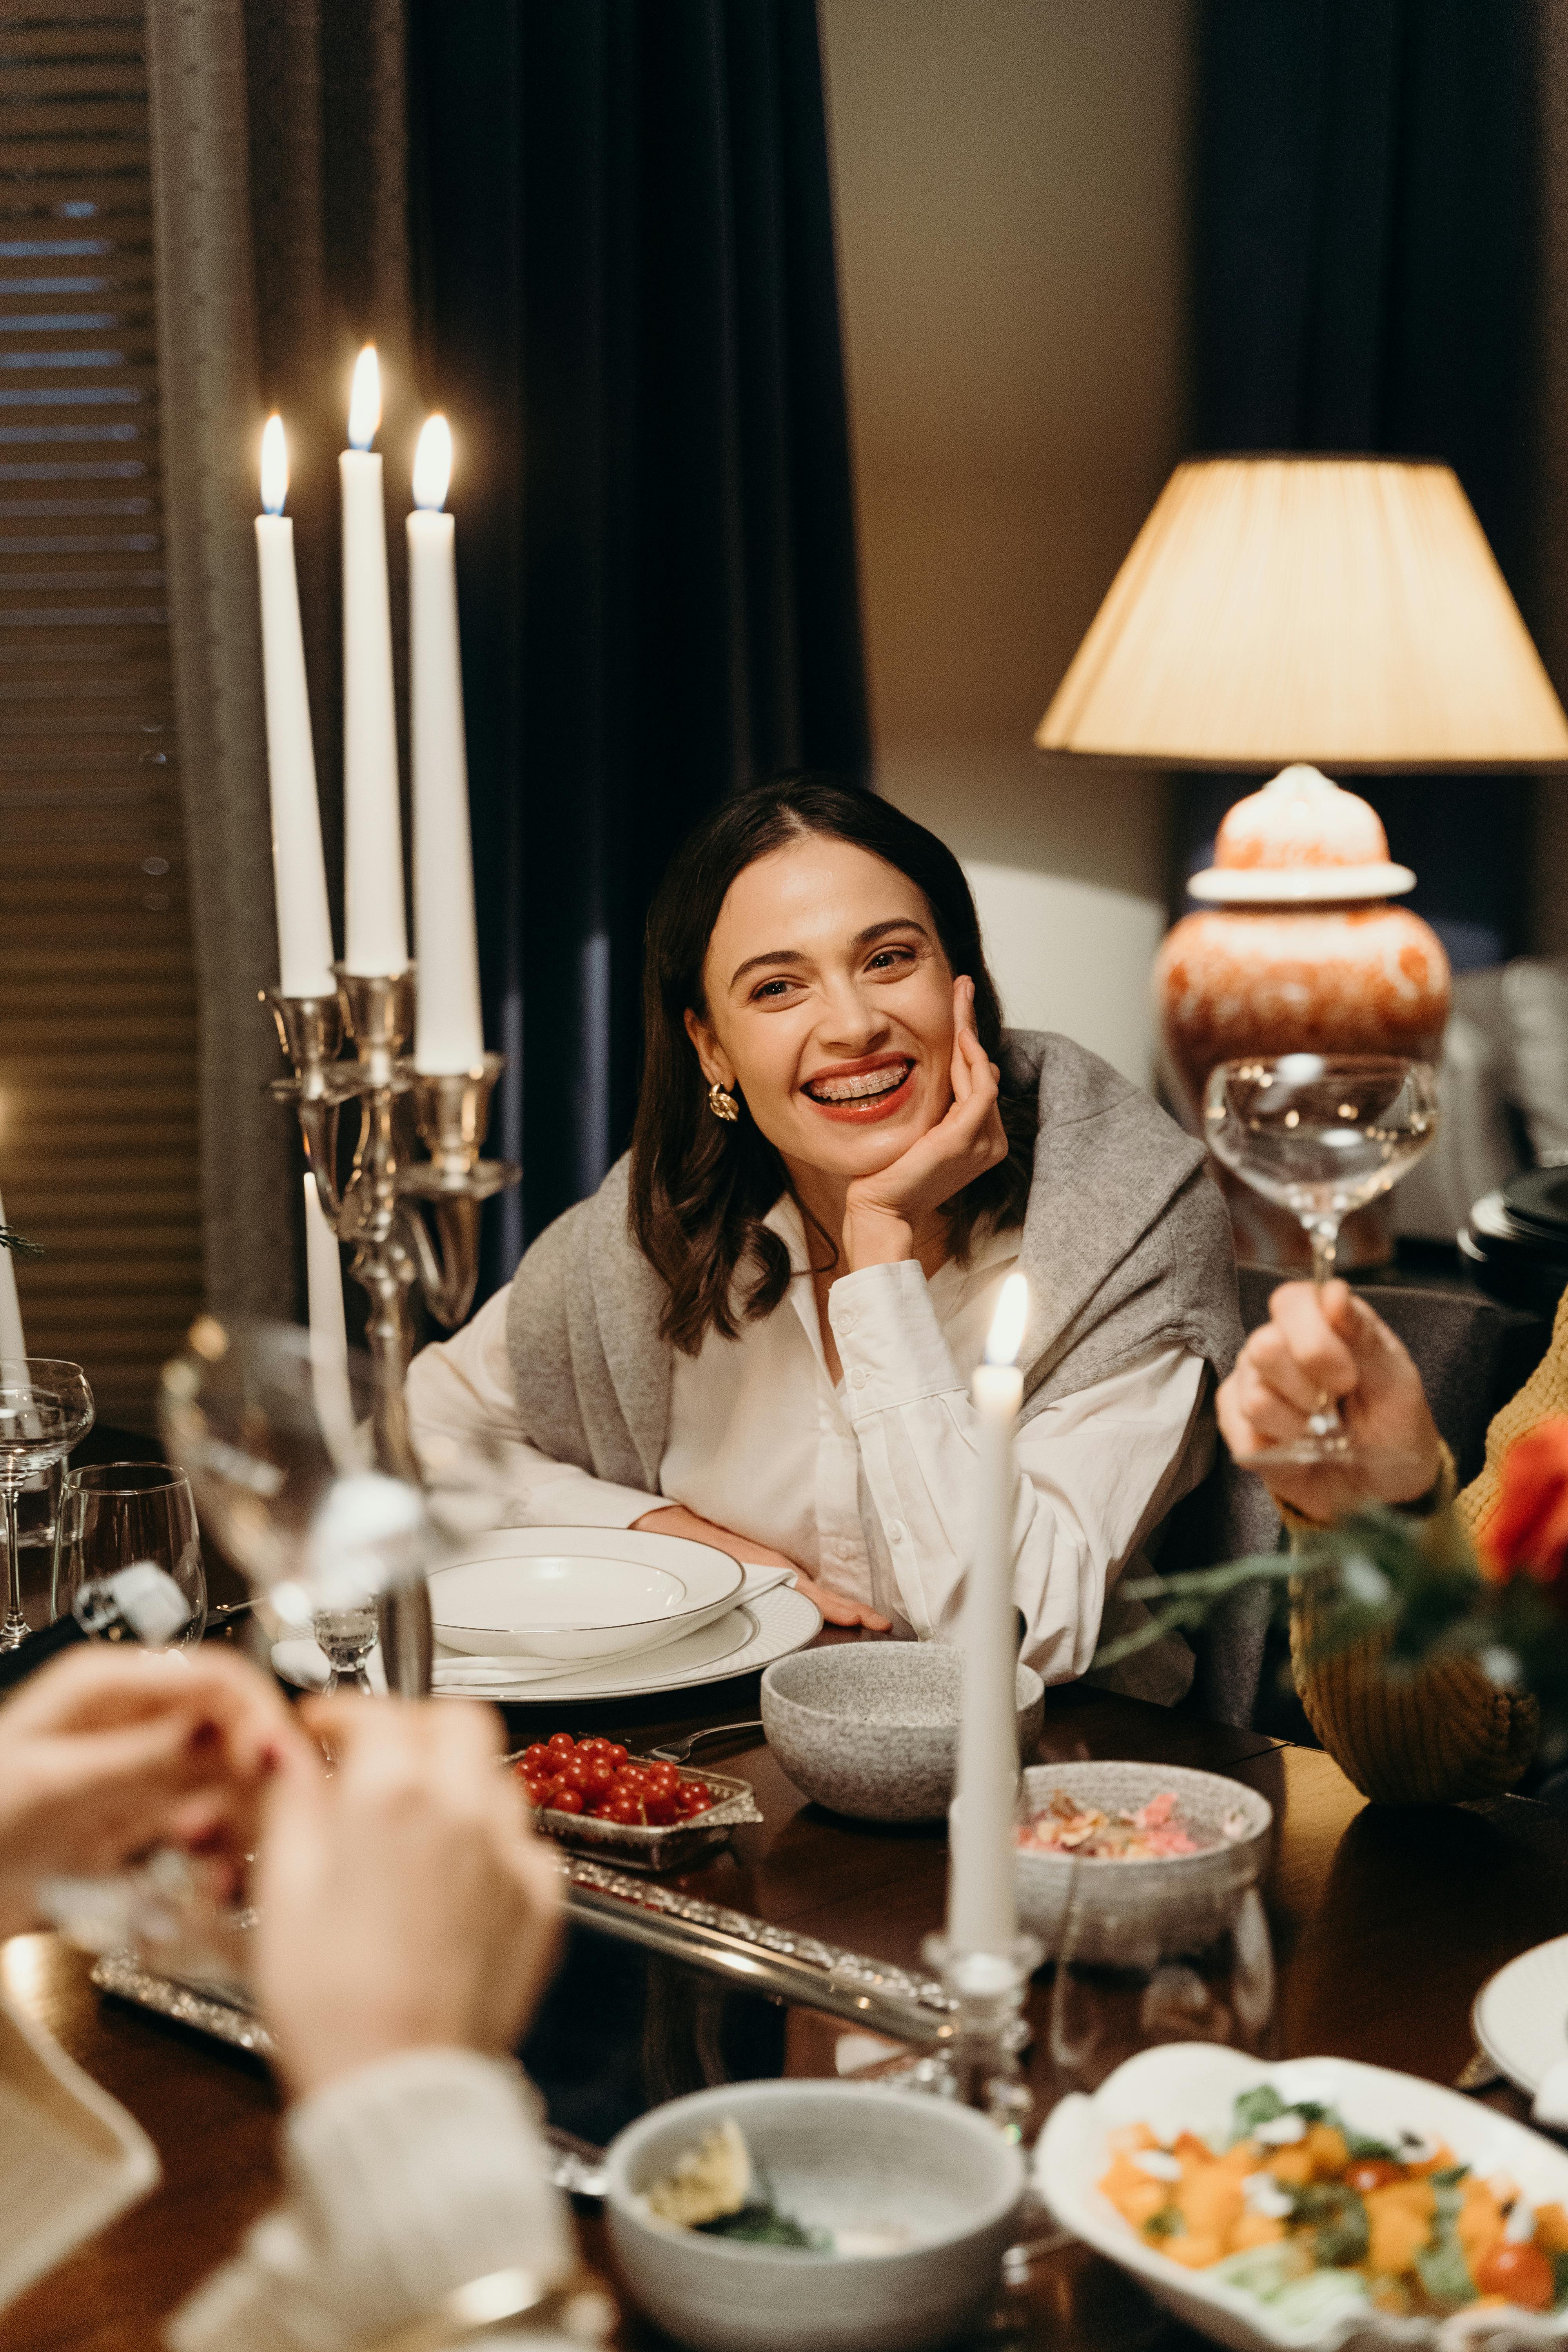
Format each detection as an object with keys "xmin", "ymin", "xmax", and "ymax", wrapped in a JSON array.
[{"xmin": 1035, "ymin": 456, "xmax": 1568, "ymax": 1268}]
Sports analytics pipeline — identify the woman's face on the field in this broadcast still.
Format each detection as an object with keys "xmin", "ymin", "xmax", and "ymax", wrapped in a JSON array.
[{"xmin": 686, "ymin": 834, "xmax": 958, "ymax": 1185}]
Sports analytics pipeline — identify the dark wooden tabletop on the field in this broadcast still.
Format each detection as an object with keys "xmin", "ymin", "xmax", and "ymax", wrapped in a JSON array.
[{"xmin": 2, "ymin": 1634, "xmax": 1566, "ymax": 2352}]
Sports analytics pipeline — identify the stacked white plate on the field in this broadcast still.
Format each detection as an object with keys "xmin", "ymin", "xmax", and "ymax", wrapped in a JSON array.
[{"xmin": 272, "ymin": 1526, "xmax": 821, "ymax": 1702}]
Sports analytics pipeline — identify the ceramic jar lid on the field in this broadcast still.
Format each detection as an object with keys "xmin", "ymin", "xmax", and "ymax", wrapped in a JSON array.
[{"xmin": 1187, "ymin": 763, "xmax": 1416, "ymax": 904}]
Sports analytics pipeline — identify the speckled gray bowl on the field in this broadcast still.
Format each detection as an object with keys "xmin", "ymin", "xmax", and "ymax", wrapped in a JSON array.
[
  {"xmin": 605, "ymin": 2080, "xmax": 1025, "ymax": 2352},
  {"xmin": 760, "ymin": 1643, "xmax": 1044, "ymax": 1822},
  {"xmin": 1014, "ymin": 1759, "xmax": 1274, "ymax": 1962}
]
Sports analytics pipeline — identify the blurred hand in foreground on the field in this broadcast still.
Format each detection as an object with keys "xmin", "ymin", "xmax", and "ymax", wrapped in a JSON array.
[
  {"xmin": 0, "ymin": 1645, "xmax": 296, "ymax": 1941},
  {"xmin": 254, "ymin": 1696, "xmax": 562, "ymax": 2102},
  {"xmin": 1216, "ymin": 1278, "xmax": 1444, "ymax": 1524}
]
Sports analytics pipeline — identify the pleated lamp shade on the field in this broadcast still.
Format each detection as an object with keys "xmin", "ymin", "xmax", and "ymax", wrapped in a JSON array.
[{"xmin": 1036, "ymin": 457, "xmax": 1568, "ymax": 771}]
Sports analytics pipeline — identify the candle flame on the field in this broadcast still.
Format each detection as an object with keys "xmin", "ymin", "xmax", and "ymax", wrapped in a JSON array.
[
  {"xmin": 348, "ymin": 344, "xmax": 381, "ymax": 451},
  {"xmin": 412, "ymin": 413, "xmax": 452, "ymax": 511},
  {"xmin": 260, "ymin": 413, "xmax": 288, "ymax": 514},
  {"xmin": 983, "ymin": 1271, "xmax": 1029, "ymax": 1368}
]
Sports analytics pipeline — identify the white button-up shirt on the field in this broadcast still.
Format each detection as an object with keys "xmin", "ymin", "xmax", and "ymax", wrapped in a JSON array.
[{"xmin": 405, "ymin": 1202, "xmax": 1210, "ymax": 1683}]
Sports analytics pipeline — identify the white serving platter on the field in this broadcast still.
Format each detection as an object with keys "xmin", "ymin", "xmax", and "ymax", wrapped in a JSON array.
[
  {"xmin": 1474, "ymin": 1933, "xmax": 1568, "ymax": 2097},
  {"xmin": 428, "ymin": 1524, "xmax": 744, "ymax": 1661},
  {"xmin": 1037, "ymin": 2042, "xmax": 1568, "ymax": 2352}
]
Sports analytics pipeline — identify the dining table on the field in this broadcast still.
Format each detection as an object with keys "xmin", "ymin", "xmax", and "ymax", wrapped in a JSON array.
[{"xmin": 1, "ymin": 1621, "xmax": 1565, "ymax": 2352}]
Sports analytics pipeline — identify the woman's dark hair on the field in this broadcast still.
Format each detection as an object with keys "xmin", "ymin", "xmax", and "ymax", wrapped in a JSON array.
[{"xmin": 629, "ymin": 778, "xmax": 1037, "ymax": 1353}]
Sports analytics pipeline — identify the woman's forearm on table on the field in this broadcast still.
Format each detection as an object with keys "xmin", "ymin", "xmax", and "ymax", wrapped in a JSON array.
[{"xmin": 827, "ymin": 1262, "xmax": 1206, "ymax": 1678}]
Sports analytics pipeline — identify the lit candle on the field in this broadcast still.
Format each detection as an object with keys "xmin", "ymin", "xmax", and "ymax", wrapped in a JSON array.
[
  {"xmin": 256, "ymin": 416, "xmax": 336, "ymax": 999},
  {"xmin": 0, "ymin": 1186, "xmax": 25, "ymax": 1363},
  {"xmin": 946, "ymin": 1270, "xmax": 1029, "ymax": 1954},
  {"xmin": 407, "ymin": 415, "xmax": 483, "ymax": 1073},
  {"xmin": 303, "ymin": 1173, "xmax": 357, "ymax": 1470},
  {"xmin": 340, "ymin": 345, "xmax": 408, "ymax": 976}
]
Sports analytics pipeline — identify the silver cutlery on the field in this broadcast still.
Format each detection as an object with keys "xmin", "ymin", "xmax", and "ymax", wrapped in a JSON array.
[{"xmin": 645, "ymin": 1719, "xmax": 763, "ymax": 1764}]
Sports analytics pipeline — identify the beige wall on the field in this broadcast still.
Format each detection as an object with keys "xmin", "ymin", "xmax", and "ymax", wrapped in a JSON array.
[{"xmin": 820, "ymin": 0, "xmax": 1196, "ymax": 1080}]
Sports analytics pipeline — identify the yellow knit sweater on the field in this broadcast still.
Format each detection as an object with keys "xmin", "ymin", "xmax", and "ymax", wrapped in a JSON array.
[{"xmin": 1289, "ymin": 1284, "xmax": 1568, "ymax": 1806}]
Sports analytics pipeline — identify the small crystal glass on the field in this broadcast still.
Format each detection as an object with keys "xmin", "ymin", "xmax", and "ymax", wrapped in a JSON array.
[
  {"xmin": 312, "ymin": 1596, "xmax": 379, "ymax": 1694},
  {"xmin": 0, "ymin": 1359, "xmax": 94, "ymax": 1649},
  {"xmin": 53, "ymin": 1462, "xmax": 208, "ymax": 1646},
  {"xmin": 1204, "ymin": 1054, "xmax": 1439, "ymax": 1475}
]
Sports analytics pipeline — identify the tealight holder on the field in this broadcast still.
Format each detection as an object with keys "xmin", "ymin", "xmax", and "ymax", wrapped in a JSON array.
[
  {"xmin": 263, "ymin": 965, "xmax": 521, "ymax": 1695},
  {"xmin": 921, "ymin": 1931, "xmax": 1043, "ymax": 2134}
]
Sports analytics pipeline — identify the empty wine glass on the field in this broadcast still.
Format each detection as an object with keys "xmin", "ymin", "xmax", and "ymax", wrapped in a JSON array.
[
  {"xmin": 158, "ymin": 1319, "xmax": 447, "ymax": 1641},
  {"xmin": 1203, "ymin": 1054, "xmax": 1439, "ymax": 1473},
  {"xmin": 0, "ymin": 1359, "xmax": 94, "ymax": 1649},
  {"xmin": 1048, "ymin": 1854, "xmax": 1276, "ymax": 2100},
  {"xmin": 53, "ymin": 1462, "xmax": 207, "ymax": 1646}
]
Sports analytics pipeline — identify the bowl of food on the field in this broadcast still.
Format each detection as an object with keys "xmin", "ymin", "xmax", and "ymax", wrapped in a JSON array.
[
  {"xmin": 1013, "ymin": 1761, "xmax": 1272, "ymax": 1961},
  {"xmin": 759, "ymin": 1642, "xmax": 1044, "ymax": 1823},
  {"xmin": 1038, "ymin": 2043, "xmax": 1568, "ymax": 2352},
  {"xmin": 604, "ymin": 2079, "xmax": 1026, "ymax": 2352}
]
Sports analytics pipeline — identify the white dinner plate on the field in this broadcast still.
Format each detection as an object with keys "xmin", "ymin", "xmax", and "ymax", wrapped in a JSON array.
[
  {"xmin": 272, "ymin": 1585, "xmax": 823, "ymax": 1706},
  {"xmin": 1473, "ymin": 1931, "xmax": 1568, "ymax": 2095},
  {"xmin": 427, "ymin": 1525, "xmax": 743, "ymax": 1661}
]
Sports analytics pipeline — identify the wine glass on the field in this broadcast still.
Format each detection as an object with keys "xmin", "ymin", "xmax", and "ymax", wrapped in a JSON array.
[
  {"xmin": 53, "ymin": 1462, "xmax": 208, "ymax": 1646},
  {"xmin": 1047, "ymin": 1854, "xmax": 1276, "ymax": 2100},
  {"xmin": 0, "ymin": 1359, "xmax": 94, "ymax": 1649},
  {"xmin": 1203, "ymin": 1054, "xmax": 1439, "ymax": 1472},
  {"xmin": 157, "ymin": 1319, "xmax": 446, "ymax": 1636}
]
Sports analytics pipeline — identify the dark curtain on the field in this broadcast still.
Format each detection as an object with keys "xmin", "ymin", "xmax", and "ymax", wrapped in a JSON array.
[
  {"xmin": 406, "ymin": 0, "xmax": 869, "ymax": 1299},
  {"xmin": 1184, "ymin": 0, "xmax": 1544, "ymax": 969}
]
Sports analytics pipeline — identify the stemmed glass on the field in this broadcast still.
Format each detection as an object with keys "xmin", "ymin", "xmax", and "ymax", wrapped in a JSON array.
[
  {"xmin": 53, "ymin": 1462, "xmax": 207, "ymax": 1646},
  {"xmin": 0, "ymin": 1359, "xmax": 94, "ymax": 1649},
  {"xmin": 312, "ymin": 1594, "xmax": 379, "ymax": 1693},
  {"xmin": 1203, "ymin": 1054, "xmax": 1439, "ymax": 1472},
  {"xmin": 1048, "ymin": 1854, "xmax": 1276, "ymax": 2098}
]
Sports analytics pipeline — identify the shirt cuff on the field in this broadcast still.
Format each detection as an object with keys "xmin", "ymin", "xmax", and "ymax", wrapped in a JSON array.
[
  {"xmin": 169, "ymin": 2050, "xmax": 573, "ymax": 2352},
  {"xmin": 828, "ymin": 1260, "xmax": 962, "ymax": 1417}
]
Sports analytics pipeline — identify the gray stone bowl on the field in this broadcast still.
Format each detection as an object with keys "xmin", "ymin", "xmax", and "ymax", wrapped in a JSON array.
[
  {"xmin": 604, "ymin": 2079, "xmax": 1025, "ymax": 2352},
  {"xmin": 1013, "ymin": 1759, "xmax": 1274, "ymax": 1963},
  {"xmin": 760, "ymin": 1642, "xmax": 1044, "ymax": 1822}
]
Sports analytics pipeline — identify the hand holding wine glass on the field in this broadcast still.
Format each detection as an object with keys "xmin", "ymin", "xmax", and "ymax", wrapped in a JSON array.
[{"xmin": 1204, "ymin": 1055, "xmax": 1439, "ymax": 1485}]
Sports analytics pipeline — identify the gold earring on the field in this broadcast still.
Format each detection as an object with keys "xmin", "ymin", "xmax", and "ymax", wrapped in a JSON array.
[{"xmin": 707, "ymin": 1079, "xmax": 739, "ymax": 1123}]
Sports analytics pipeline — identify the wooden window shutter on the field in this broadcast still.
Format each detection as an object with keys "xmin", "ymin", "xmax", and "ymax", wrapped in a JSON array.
[{"xmin": 0, "ymin": 0, "xmax": 201, "ymax": 1429}]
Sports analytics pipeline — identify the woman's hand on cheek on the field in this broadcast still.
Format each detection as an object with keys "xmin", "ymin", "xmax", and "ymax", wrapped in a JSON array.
[{"xmin": 841, "ymin": 976, "xmax": 1007, "ymax": 1270}]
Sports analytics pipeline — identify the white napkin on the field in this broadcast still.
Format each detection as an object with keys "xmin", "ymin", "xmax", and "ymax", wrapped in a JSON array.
[
  {"xmin": 430, "ymin": 1564, "xmax": 792, "ymax": 1692},
  {"xmin": 1532, "ymin": 2058, "xmax": 1568, "ymax": 2129}
]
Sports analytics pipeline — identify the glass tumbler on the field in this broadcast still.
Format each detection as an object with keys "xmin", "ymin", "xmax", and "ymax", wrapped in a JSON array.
[{"xmin": 53, "ymin": 1461, "xmax": 208, "ymax": 1647}]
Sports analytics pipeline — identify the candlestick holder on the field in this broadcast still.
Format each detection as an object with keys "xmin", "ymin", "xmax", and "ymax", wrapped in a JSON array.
[
  {"xmin": 262, "ymin": 967, "xmax": 521, "ymax": 1696},
  {"xmin": 920, "ymin": 1931, "xmax": 1043, "ymax": 2135}
]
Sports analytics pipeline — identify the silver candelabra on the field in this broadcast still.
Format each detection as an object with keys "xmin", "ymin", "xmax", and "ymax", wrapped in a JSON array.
[{"xmin": 264, "ymin": 965, "xmax": 520, "ymax": 1694}]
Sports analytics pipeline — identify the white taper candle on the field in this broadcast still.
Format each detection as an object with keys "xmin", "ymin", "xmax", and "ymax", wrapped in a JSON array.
[
  {"xmin": 256, "ymin": 416, "xmax": 336, "ymax": 998},
  {"xmin": 340, "ymin": 346, "xmax": 408, "ymax": 976},
  {"xmin": 407, "ymin": 415, "xmax": 483, "ymax": 1073},
  {"xmin": 0, "ymin": 1187, "xmax": 25, "ymax": 1363},
  {"xmin": 946, "ymin": 1270, "xmax": 1028, "ymax": 1955},
  {"xmin": 303, "ymin": 1173, "xmax": 357, "ymax": 1471}
]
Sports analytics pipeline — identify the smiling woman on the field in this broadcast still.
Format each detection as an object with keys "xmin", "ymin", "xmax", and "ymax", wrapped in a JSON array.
[{"xmin": 407, "ymin": 781, "xmax": 1243, "ymax": 1693}]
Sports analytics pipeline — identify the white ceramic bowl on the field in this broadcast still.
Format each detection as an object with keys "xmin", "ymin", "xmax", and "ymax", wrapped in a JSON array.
[
  {"xmin": 426, "ymin": 1525, "xmax": 742, "ymax": 1660},
  {"xmin": 1038, "ymin": 2043, "xmax": 1568, "ymax": 2352},
  {"xmin": 760, "ymin": 1642, "xmax": 1045, "ymax": 1822},
  {"xmin": 604, "ymin": 2080, "xmax": 1025, "ymax": 2352},
  {"xmin": 1014, "ymin": 1760, "xmax": 1272, "ymax": 1962}
]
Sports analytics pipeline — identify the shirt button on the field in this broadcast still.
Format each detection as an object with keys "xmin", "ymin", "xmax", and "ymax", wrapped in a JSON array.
[
  {"xmin": 840, "ymin": 1308, "xmax": 857, "ymax": 1332},
  {"xmin": 850, "ymin": 1367, "xmax": 868, "ymax": 1390},
  {"xmin": 887, "ymin": 1520, "xmax": 905, "ymax": 1544}
]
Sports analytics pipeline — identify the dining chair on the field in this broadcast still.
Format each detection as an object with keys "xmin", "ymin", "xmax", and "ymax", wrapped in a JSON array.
[{"xmin": 1169, "ymin": 1268, "xmax": 1552, "ymax": 1729}]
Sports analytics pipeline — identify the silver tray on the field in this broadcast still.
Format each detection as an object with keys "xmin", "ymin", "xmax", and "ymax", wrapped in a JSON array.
[
  {"xmin": 92, "ymin": 1849, "xmax": 958, "ymax": 2054},
  {"xmin": 503, "ymin": 1752, "xmax": 763, "ymax": 1873}
]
